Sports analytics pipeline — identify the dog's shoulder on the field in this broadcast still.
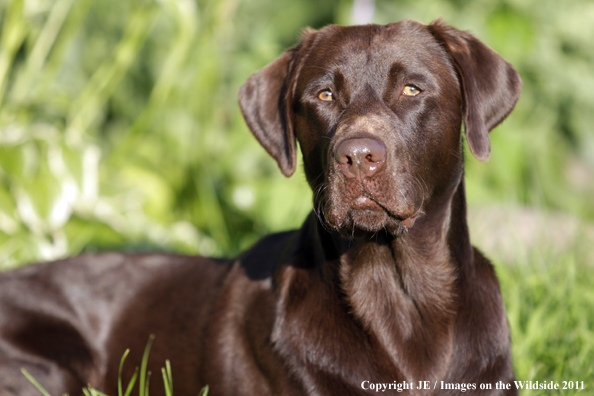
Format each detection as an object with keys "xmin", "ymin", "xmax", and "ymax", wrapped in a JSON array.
[{"xmin": 237, "ymin": 230, "xmax": 300, "ymax": 281}]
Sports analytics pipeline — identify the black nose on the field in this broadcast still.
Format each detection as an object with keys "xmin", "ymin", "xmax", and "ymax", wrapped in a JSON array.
[{"xmin": 334, "ymin": 137, "xmax": 387, "ymax": 179}]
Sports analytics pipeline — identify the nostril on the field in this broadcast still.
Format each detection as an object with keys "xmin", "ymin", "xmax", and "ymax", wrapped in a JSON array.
[{"xmin": 334, "ymin": 137, "xmax": 387, "ymax": 179}]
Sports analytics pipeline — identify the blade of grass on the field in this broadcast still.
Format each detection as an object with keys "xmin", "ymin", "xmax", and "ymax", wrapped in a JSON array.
[
  {"xmin": 20, "ymin": 368, "xmax": 52, "ymax": 396},
  {"xmin": 67, "ymin": 3, "xmax": 159, "ymax": 136},
  {"xmin": 145, "ymin": 371, "xmax": 151, "ymax": 396},
  {"xmin": 11, "ymin": 0, "xmax": 75, "ymax": 102},
  {"xmin": 139, "ymin": 334, "xmax": 155, "ymax": 396},
  {"xmin": 87, "ymin": 387, "xmax": 108, "ymax": 396},
  {"xmin": 161, "ymin": 360, "xmax": 173, "ymax": 396},
  {"xmin": 0, "ymin": 0, "xmax": 27, "ymax": 107},
  {"xmin": 126, "ymin": 0, "xmax": 198, "ymax": 141},
  {"xmin": 123, "ymin": 367, "xmax": 139, "ymax": 396},
  {"xmin": 198, "ymin": 385, "xmax": 209, "ymax": 396},
  {"xmin": 34, "ymin": 0, "xmax": 93, "ymax": 102},
  {"xmin": 165, "ymin": 360, "xmax": 173, "ymax": 386},
  {"xmin": 161, "ymin": 368, "xmax": 170, "ymax": 396},
  {"xmin": 118, "ymin": 348, "xmax": 131, "ymax": 396}
]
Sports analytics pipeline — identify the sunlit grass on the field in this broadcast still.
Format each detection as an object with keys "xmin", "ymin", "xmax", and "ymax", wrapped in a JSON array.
[
  {"xmin": 22, "ymin": 335, "xmax": 209, "ymax": 396},
  {"xmin": 494, "ymin": 241, "xmax": 594, "ymax": 395}
]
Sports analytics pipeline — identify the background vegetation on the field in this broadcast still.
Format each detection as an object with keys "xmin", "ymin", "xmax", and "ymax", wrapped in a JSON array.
[{"xmin": 0, "ymin": 0, "xmax": 592, "ymax": 394}]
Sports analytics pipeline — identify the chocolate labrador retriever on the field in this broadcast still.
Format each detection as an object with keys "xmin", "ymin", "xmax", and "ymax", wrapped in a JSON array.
[{"xmin": 0, "ymin": 19, "xmax": 521, "ymax": 395}]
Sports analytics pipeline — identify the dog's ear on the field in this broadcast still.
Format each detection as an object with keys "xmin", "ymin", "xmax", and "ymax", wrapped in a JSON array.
[
  {"xmin": 238, "ymin": 30, "xmax": 317, "ymax": 177},
  {"xmin": 239, "ymin": 51, "xmax": 296, "ymax": 177},
  {"xmin": 428, "ymin": 20, "xmax": 522, "ymax": 161}
]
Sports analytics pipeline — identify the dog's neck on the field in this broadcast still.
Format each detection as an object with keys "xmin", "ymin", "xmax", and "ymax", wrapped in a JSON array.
[
  {"xmin": 314, "ymin": 176, "xmax": 470, "ymax": 379},
  {"xmin": 272, "ymin": 176, "xmax": 473, "ymax": 382}
]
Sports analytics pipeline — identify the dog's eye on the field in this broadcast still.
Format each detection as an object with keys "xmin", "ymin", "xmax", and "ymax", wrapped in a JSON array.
[
  {"xmin": 402, "ymin": 85, "xmax": 421, "ymax": 96},
  {"xmin": 318, "ymin": 90, "xmax": 334, "ymax": 101}
]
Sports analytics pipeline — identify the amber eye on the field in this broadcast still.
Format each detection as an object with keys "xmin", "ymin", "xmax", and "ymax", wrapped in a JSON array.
[
  {"xmin": 402, "ymin": 85, "xmax": 421, "ymax": 96},
  {"xmin": 318, "ymin": 90, "xmax": 334, "ymax": 101}
]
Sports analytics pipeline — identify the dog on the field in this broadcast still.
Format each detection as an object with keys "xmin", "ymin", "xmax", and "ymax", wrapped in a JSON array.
[{"xmin": 0, "ymin": 19, "xmax": 521, "ymax": 395}]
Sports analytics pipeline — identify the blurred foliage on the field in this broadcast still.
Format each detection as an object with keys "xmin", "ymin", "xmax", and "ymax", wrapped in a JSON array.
[
  {"xmin": 0, "ymin": 0, "xmax": 592, "ymax": 270},
  {"xmin": 496, "ymin": 237, "xmax": 594, "ymax": 395}
]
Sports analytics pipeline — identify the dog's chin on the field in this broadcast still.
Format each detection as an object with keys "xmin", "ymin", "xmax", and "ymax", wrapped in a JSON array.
[
  {"xmin": 326, "ymin": 207, "xmax": 409, "ymax": 238},
  {"xmin": 321, "ymin": 194, "xmax": 420, "ymax": 238}
]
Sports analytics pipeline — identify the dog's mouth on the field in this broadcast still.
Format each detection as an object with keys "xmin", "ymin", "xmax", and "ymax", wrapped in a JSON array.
[
  {"xmin": 322, "ymin": 188, "xmax": 421, "ymax": 237},
  {"xmin": 359, "ymin": 194, "xmax": 419, "ymax": 227},
  {"xmin": 314, "ymin": 156, "xmax": 426, "ymax": 237},
  {"xmin": 352, "ymin": 196, "xmax": 379, "ymax": 210}
]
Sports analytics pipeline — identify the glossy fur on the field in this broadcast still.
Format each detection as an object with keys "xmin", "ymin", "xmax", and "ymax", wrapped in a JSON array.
[{"xmin": 0, "ymin": 19, "xmax": 521, "ymax": 395}]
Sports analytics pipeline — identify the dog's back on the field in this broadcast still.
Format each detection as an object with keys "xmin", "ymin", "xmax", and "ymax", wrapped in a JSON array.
[{"xmin": 0, "ymin": 253, "xmax": 230, "ymax": 395}]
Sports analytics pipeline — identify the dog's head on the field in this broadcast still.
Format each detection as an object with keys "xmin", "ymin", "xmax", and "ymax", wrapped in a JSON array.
[{"xmin": 239, "ymin": 20, "xmax": 521, "ymax": 236}]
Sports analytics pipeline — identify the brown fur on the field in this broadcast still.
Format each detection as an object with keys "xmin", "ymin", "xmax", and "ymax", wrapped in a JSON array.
[{"xmin": 0, "ymin": 19, "xmax": 521, "ymax": 395}]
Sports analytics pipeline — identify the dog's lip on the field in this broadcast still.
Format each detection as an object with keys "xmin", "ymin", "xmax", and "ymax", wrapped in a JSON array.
[
  {"xmin": 401, "ymin": 215, "xmax": 418, "ymax": 229},
  {"xmin": 355, "ymin": 194, "xmax": 422, "ymax": 229},
  {"xmin": 352, "ymin": 196, "xmax": 379, "ymax": 209}
]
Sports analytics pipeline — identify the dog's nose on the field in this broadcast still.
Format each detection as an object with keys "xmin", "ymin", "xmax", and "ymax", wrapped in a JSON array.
[{"xmin": 334, "ymin": 138, "xmax": 387, "ymax": 179}]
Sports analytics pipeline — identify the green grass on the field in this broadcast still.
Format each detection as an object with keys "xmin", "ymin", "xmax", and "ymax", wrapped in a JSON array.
[
  {"xmin": 22, "ymin": 335, "xmax": 209, "ymax": 396},
  {"xmin": 494, "ymin": 241, "xmax": 594, "ymax": 395}
]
